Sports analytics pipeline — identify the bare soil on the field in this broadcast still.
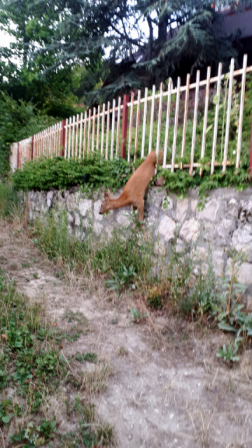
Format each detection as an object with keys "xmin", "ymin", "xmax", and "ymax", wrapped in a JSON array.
[{"xmin": 1, "ymin": 219, "xmax": 252, "ymax": 448}]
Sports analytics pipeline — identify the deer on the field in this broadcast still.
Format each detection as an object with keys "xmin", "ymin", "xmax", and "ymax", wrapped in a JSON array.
[{"xmin": 99, "ymin": 151, "xmax": 163, "ymax": 221}]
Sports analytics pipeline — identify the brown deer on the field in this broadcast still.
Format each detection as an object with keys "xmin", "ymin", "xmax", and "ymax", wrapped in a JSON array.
[{"xmin": 99, "ymin": 151, "xmax": 163, "ymax": 221}]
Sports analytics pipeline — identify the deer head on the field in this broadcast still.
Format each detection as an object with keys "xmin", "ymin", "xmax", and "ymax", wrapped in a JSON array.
[{"xmin": 99, "ymin": 188, "xmax": 112, "ymax": 214}]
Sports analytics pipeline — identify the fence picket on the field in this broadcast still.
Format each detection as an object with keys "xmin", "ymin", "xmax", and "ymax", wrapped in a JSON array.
[
  {"xmin": 79, "ymin": 113, "xmax": 83, "ymax": 158},
  {"xmin": 87, "ymin": 109, "xmax": 91, "ymax": 155},
  {"xmin": 65, "ymin": 119, "xmax": 68, "ymax": 158},
  {"xmin": 211, "ymin": 62, "xmax": 222, "ymax": 175},
  {"xmin": 92, "ymin": 107, "xmax": 96, "ymax": 153},
  {"xmin": 106, "ymin": 101, "xmax": 110, "ymax": 160},
  {"xmin": 200, "ymin": 66, "xmax": 211, "ymax": 175},
  {"xmin": 111, "ymin": 99, "xmax": 116, "ymax": 160},
  {"xmin": 223, "ymin": 58, "xmax": 235, "ymax": 173},
  {"xmin": 156, "ymin": 82, "xmax": 163, "ymax": 158},
  {"xmin": 181, "ymin": 74, "xmax": 190, "ymax": 165},
  {"xmin": 134, "ymin": 90, "xmax": 141, "ymax": 163},
  {"xmin": 141, "ymin": 87, "xmax": 148, "ymax": 158},
  {"xmin": 83, "ymin": 111, "xmax": 87, "ymax": 156},
  {"xmin": 128, "ymin": 92, "xmax": 134, "ymax": 162},
  {"xmin": 116, "ymin": 97, "xmax": 121, "ymax": 156},
  {"xmin": 190, "ymin": 71, "xmax": 200, "ymax": 176},
  {"xmin": 236, "ymin": 54, "xmax": 247, "ymax": 169},
  {"xmin": 101, "ymin": 103, "xmax": 105, "ymax": 156},
  {"xmin": 148, "ymin": 85, "xmax": 156, "ymax": 154},
  {"xmin": 171, "ymin": 77, "xmax": 181, "ymax": 173},
  {"xmin": 97, "ymin": 105, "xmax": 100, "ymax": 152},
  {"xmin": 163, "ymin": 78, "xmax": 172, "ymax": 167}
]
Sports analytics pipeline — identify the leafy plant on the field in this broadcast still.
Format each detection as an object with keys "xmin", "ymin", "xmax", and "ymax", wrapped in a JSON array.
[
  {"xmin": 216, "ymin": 336, "xmax": 242, "ymax": 364},
  {"xmin": 105, "ymin": 263, "xmax": 136, "ymax": 298},
  {"xmin": 130, "ymin": 308, "xmax": 148, "ymax": 323}
]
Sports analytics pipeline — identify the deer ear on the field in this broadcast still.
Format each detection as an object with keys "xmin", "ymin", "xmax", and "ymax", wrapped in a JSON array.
[{"xmin": 106, "ymin": 188, "xmax": 111, "ymax": 198}]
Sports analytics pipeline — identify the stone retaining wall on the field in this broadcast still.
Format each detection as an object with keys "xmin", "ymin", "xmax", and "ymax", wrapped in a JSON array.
[{"xmin": 26, "ymin": 186, "xmax": 252, "ymax": 287}]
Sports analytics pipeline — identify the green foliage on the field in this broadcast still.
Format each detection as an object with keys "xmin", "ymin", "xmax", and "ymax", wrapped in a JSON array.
[
  {"xmin": 75, "ymin": 352, "xmax": 98, "ymax": 364},
  {"xmin": 0, "ymin": 182, "xmax": 19, "ymax": 217},
  {"xmin": 146, "ymin": 285, "xmax": 163, "ymax": 309},
  {"xmin": 12, "ymin": 154, "xmax": 135, "ymax": 191},
  {"xmin": 130, "ymin": 308, "xmax": 148, "ymax": 323},
  {"xmin": 216, "ymin": 337, "xmax": 241, "ymax": 363},
  {"xmin": 105, "ymin": 263, "xmax": 136, "ymax": 298}
]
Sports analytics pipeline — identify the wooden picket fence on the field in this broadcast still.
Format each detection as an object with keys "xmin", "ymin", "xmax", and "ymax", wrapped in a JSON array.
[{"xmin": 10, "ymin": 54, "xmax": 252, "ymax": 176}]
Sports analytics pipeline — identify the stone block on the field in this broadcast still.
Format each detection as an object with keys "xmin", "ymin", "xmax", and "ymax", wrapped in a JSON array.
[
  {"xmin": 227, "ymin": 198, "xmax": 239, "ymax": 218},
  {"xmin": 158, "ymin": 216, "xmax": 176, "ymax": 241},
  {"xmin": 180, "ymin": 218, "xmax": 200, "ymax": 243},
  {"xmin": 94, "ymin": 222, "xmax": 103, "ymax": 235},
  {"xmin": 191, "ymin": 247, "xmax": 208, "ymax": 261},
  {"xmin": 237, "ymin": 263, "xmax": 252, "ymax": 285},
  {"xmin": 116, "ymin": 211, "xmax": 131, "ymax": 227},
  {"xmin": 191, "ymin": 199, "xmax": 198, "ymax": 213},
  {"xmin": 232, "ymin": 224, "xmax": 252, "ymax": 253},
  {"xmin": 212, "ymin": 250, "xmax": 224, "ymax": 277},
  {"xmin": 94, "ymin": 200, "xmax": 103, "ymax": 221},
  {"xmin": 196, "ymin": 198, "xmax": 220, "ymax": 222},
  {"xmin": 74, "ymin": 212, "xmax": 81, "ymax": 227},
  {"xmin": 176, "ymin": 198, "xmax": 188, "ymax": 222},
  {"xmin": 67, "ymin": 213, "xmax": 74, "ymax": 225},
  {"xmin": 175, "ymin": 238, "xmax": 185, "ymax": 253},
  {"xmin": 47, "ymin": 191, "xmax": 54, "ymax": 209},
  {"xmin": 154, "ymin": 241, "xmax": 166, "ymax": 256},
  {"xmin": 79, "ymin": 199, "xmax": 92, "ymax": 217},
  {"xmin": 204, "ymin": 219, "xmax": 235, "ymax": 246},
  {"xmin": 239, "ymin": 201, "xmax": 252, "ymax": 224}
]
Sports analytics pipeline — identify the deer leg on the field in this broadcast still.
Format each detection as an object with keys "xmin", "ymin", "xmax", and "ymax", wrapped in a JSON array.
[{"xmin": 137, "ymin": 200, "xmax": 145, "ymax": 222}]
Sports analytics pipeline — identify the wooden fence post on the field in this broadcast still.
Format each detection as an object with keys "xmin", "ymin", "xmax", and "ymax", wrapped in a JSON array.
[
  {"xmin": 61, "ymin": 120, "xmax": 66, "ymax": 157},
  {"xmin": 17, "ymin": 142, "xmax": 19, "ymax": 169},
  {"xmin": 121, "ymin": 94, "xmax": 129, "ymax": 159},
  {"xmin": 31, "ymin": 135, "xmax": 34, "ymax": 160},
  {"xmin": 250, "ymin": 123, "xmax": 252, "ymax": 178}
]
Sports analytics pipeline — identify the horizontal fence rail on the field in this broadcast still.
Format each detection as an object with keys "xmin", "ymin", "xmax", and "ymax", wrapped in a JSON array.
[{"xmin": 10, "ymin": 55, "xmax": 252, "ymax": 177}]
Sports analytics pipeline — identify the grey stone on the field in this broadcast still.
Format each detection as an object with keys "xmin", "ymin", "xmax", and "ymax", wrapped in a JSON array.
[
  {"xmin": 176, "ymin": 198, "xmax": 188, "ymax": 222},
  {"xmin": 117, "ymin": 211, "xmax": 131, "ymax": 227},
  {"xmin": 227, "ymin": 198, "xmax": 239, "ymax": 218},
  {"xmin": 240, "ymin": 201, "xmax": 252, "ymax": 223},
  {"xmin": 175, "ymin": 238, "xmax": 185, "ymax": 253},
  {"xmin": 191, "ymin": 199, "xmax": 198, "ymax": 213},
  {"xmin": 74, "ymin": 212, "xmax": 81, "ymax": 227},
  {"xmin": 94, "ymin": 222, "xmax": 103, "ymax": 235},
  {"xmin": 180, "ymin": 218, "xmax": 200, "ymax": 243},
  {"xmin": 232, "ymin": 224, "xmax": 252, "ymax": 252},
  {"xmin": 204, "ymin": 219, "xmax": 235, "ymax": 246},
  {"xmin": 196, "ymin": 198, "xmax": 220, "ymax": 222},
  {"xmin": 158, "ymin": 216, "xmax": 176, "ymax": 241},
  {"xmin": 94, "ymin": 200, "xmax": 103, "ymax": 221},
  {"xmin": 67, "ymin": 193, "xmax": 74, "ymax": 210},
  {"xmin": 79, "ymin": 199, "xmax": 92, "ymax": 217},
  {"xmin": 212, "ymin": 250, "xmax": 224, "ymax": 277},
  {"xmin": 47, "ymin": 191, "xmax": 54, "ymax": 208},
  {"xmin": 67, "ymin": 213, "xmax": 74, "ymax": 225},
  {"xmin": 237, "ymin": 263, "xmax": 252, "ymax": 285}
]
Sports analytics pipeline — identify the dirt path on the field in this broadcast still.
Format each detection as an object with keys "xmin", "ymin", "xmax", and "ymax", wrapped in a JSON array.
[{"xmin": 1, "ymin": 220, "xmax": 252, "ymax": 448}]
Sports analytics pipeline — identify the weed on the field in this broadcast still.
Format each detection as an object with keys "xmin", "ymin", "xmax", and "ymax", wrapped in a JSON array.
[
  {"xmin": 217, "ymin": 336, "xmax": 242, "ymax": 364},
  {"xmin": 130, "ymin": 308, "xmax": 148, "ymax": 323},
  {"xmin": 75, "ymin": 352, "xmax": 98, "ymax": 364},
  {"xmin": 147, "ymin": 284, "xmax": 164, "ymax": 309}
]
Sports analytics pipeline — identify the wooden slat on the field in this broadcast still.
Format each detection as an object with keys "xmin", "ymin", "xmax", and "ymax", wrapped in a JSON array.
[
  {"xmin": 106, "ymin": 101, "xmax": 110, "ymax": 160},
  {"xmin": 211, "ymin": 62, "xmax": 222, "ymax": 175},
  {"xmin": 92, "ymin": 107, "xmax": 96, "ymax": 153},
  {"xmin": 134, "ymin": 90, "xmax": 141, "ymax": 163},
  {"xmin": 223, "ymin": 58, "xmax": 235, "ymax": 174},
  {"xmin": 200, "ymin": 66, "xmax": 211, "ymax": 175},
  {"xmin": 163, "ymin": 79, "xmax": 172, "ymax": 167},
  {"xmin": 111, "ymin": 99, "xmax": 116, "ymax": 159},
  {"xmin": 75, "ymin": 114, "xmax": 79, "ymax": 158},
  {"xmin": 128, "ymin": 91, "xmax": 134, "ymax": 162},
  {"xmin": 116, "ymin": 97, "xmax": 121, "ymax": 156},
  {"xmin": 65, "ymin": 119, "xmax": 68, "ymax": 158},
  {"xmin": 189, "ymin": 71, "xmax": 200, "ymax": 176},
  {"xmin": 171, "ymin": 77, "xmax": 181, "ymax": 173},
  {"xmin": 87, "ymin": 109, "xmax": 91, "ymax": 155},
  {"xmin": 236, "ymin": 54, "xmax": 247, "ymax": 169},
  {"xmin": 83, "ymin": 111, "xmax": 87, "ymax": 156},
  {"xmin": 181, "ymin": 74, "xmax": 190, "ymax": 163},
  {"xmin": 79, "ymin": 113, "xmax": 83, "ymax": 158},
  {"xmin": 101, "ymin": 103, "xmax": 105, "ymax": 156},
  {"xmin": 96, "ymin": 105, "xmax": 100, "ymax": 152},
  {"xmin": 141, "ymin": 87, "xmax": 148, "ymax": 158},
  {"xmin": 148, "ymin": 85, "xmax": 156, "ymax": 154},
  {"xmin": 156, "ymin": 82, "xmax": 163, "ymax": 158}
]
